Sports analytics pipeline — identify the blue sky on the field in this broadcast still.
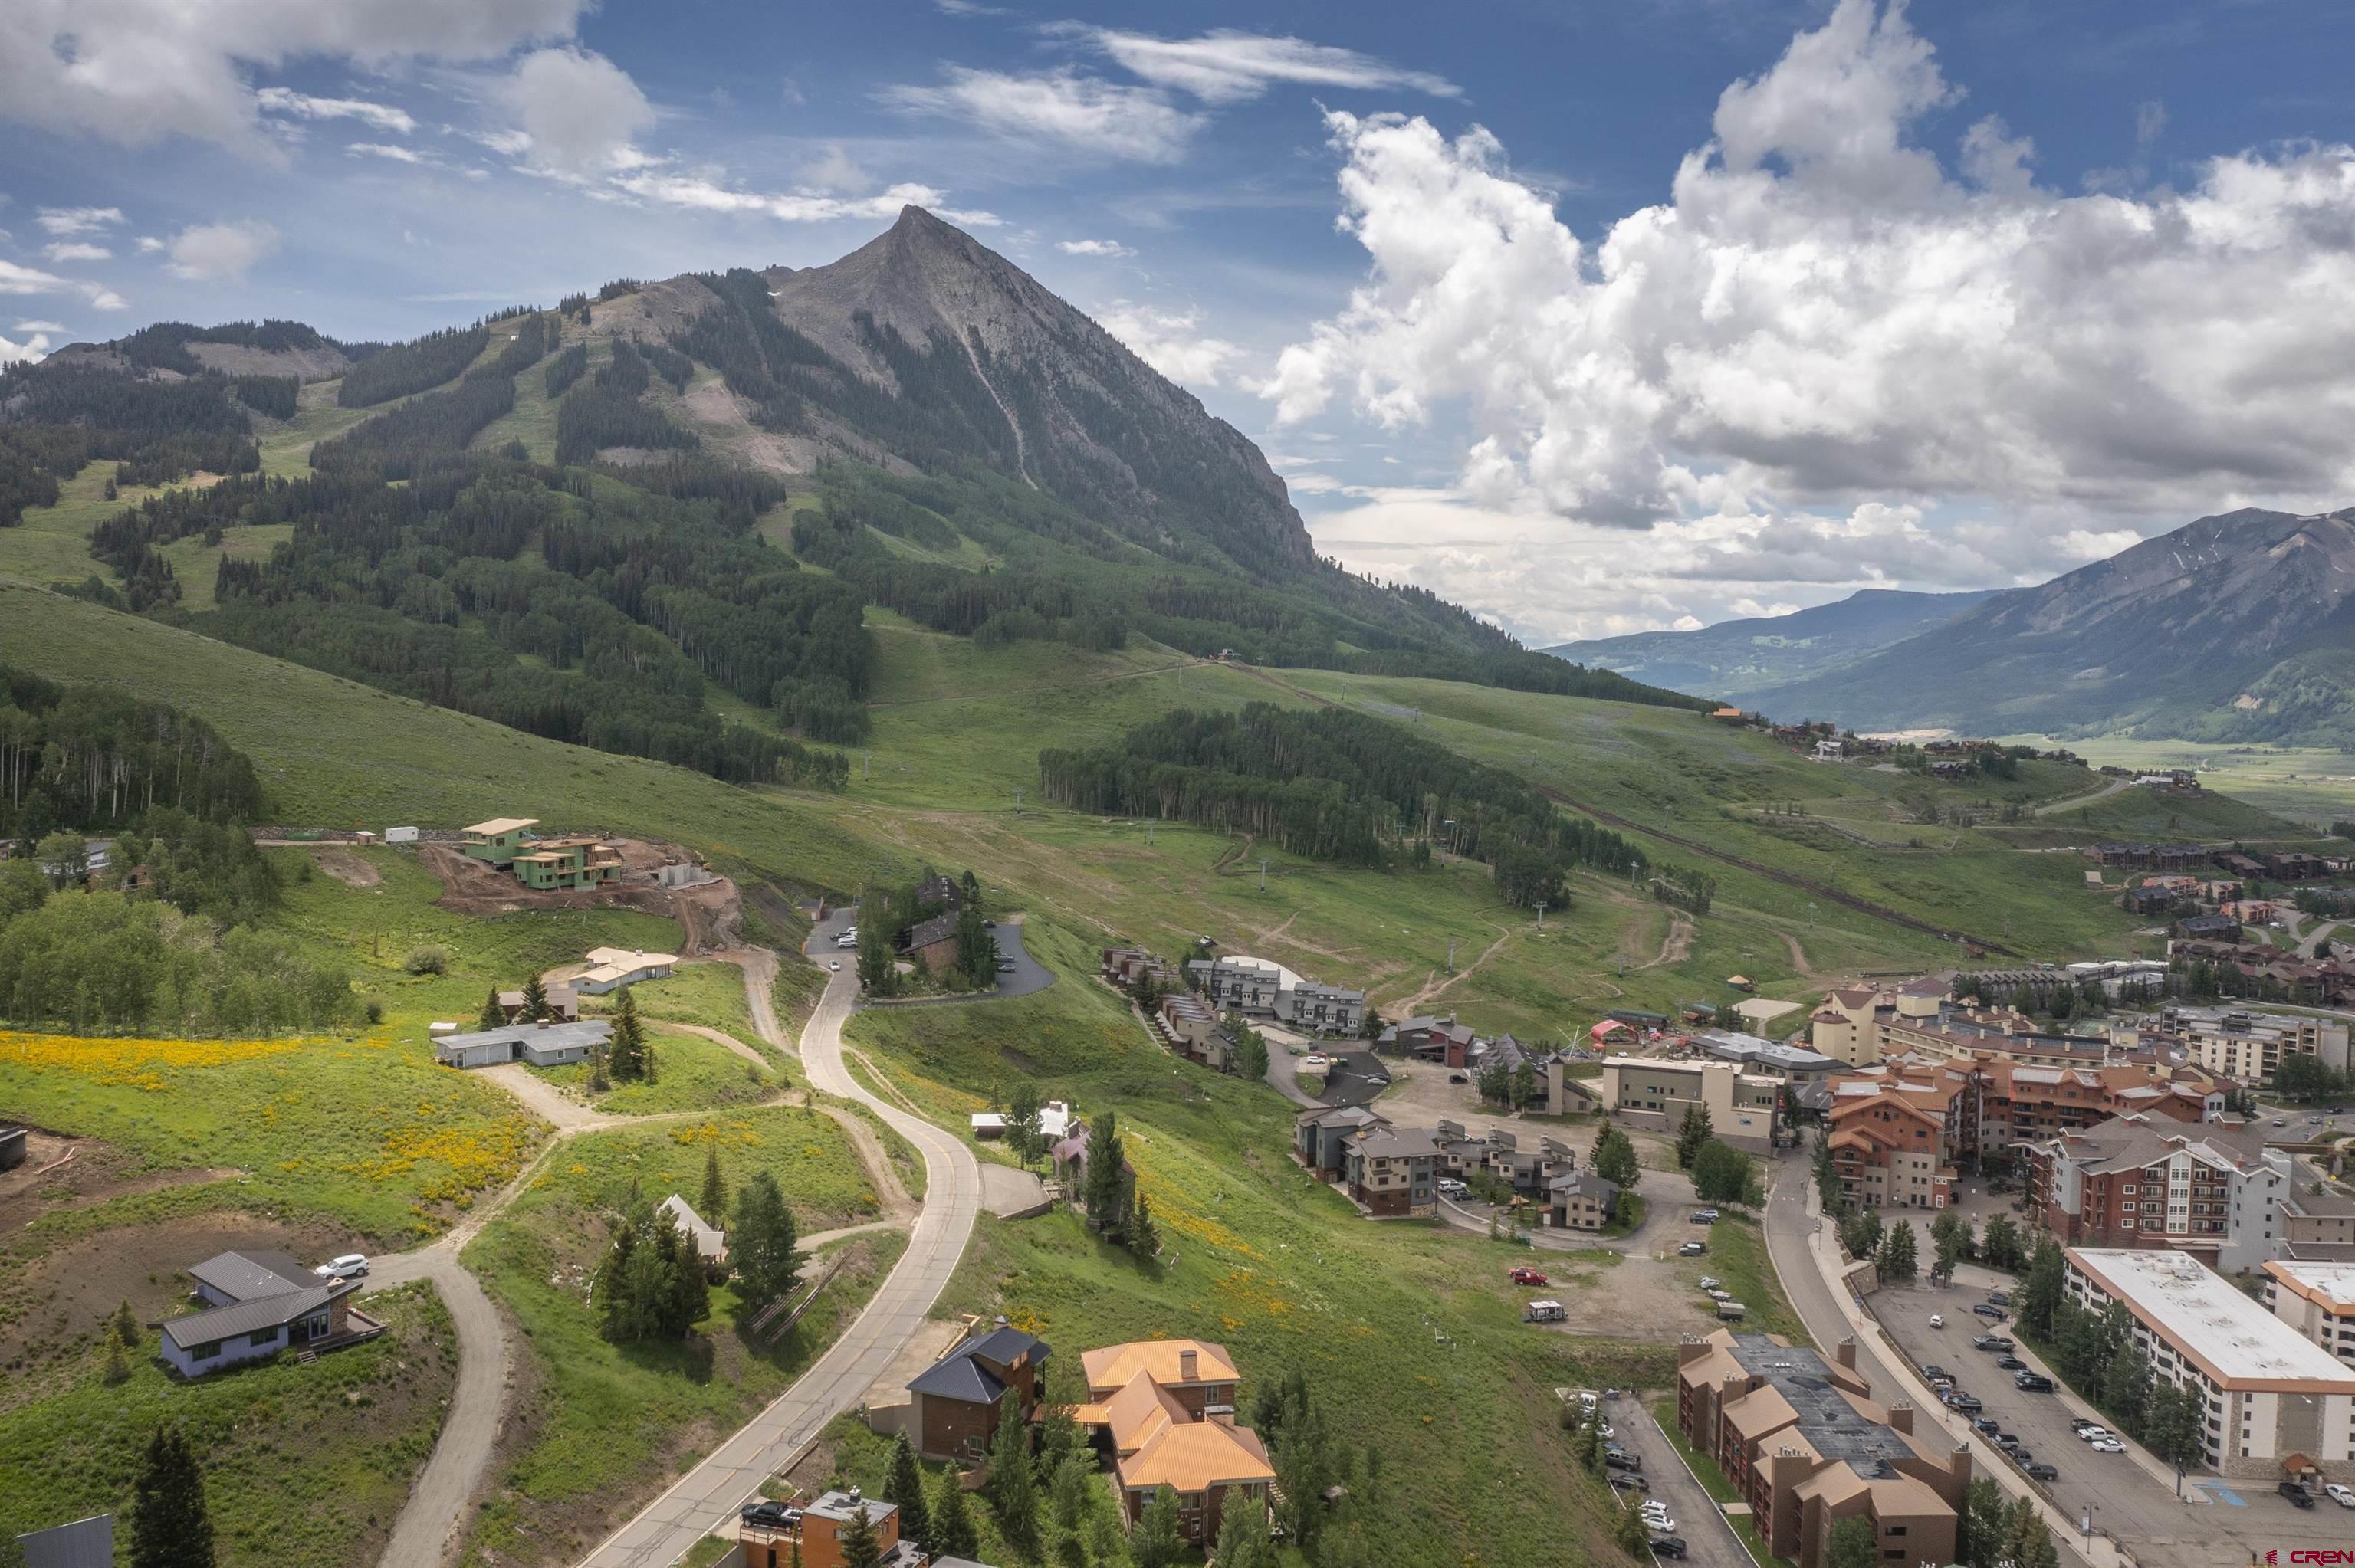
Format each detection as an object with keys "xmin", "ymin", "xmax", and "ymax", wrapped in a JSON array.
[{"xmin": 6, "ymin": 0, "xmax": 2355, "ymax": 645}]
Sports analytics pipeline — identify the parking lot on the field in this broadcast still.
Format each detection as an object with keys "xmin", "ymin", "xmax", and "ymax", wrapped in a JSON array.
[
  {"xmin": 1608, "ymin": 1395, "xmax": 1752, "ymax": 1568},
  {"xmin": 1871, "ymin": 1278, "xmax": 2355, "ymax": 1559}
]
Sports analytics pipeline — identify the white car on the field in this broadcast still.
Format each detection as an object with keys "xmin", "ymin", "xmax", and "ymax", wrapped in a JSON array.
[
  {"xmin": 314, "ymin": 1253, "xmax": 368, "ymax": 1281},
  {"xmin": 1596, "ymin": 1422, "xmax": 1615, "ymax": 1439},
  {"xmin": 1929, "ymin": 1314, "xmax": 1944, "ymax": 1328},
  {"xmin": 2088, "ymin": 1438, "xmax": 2126, "ymax": 1454},
  {"xmin": 1641, "ymin": 1509, "xmax": 1675, "ymax": 1532},
  {"xmin": 2327, "ymin": 1484, "xmax": 2355, "ymax": 1509},
  {"xmin": 2075, "ymin": 1427, "xmax": 2114, "ymax": 1444},
  {"xmin": 828, "ymin": 960, "xmax": 841, "ymax": 972}
]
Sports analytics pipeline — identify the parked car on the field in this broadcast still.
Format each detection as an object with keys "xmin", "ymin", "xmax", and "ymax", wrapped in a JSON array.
[
  {"xmin": 1610, "ymin": 1472, "xmax": 1650, "ymax": 1493},
  {"xmin": 1640, "ymin": 1508, "xmax": 1675, "ymax": 1532},
  {"xmin": 1699, "ymin": 1276, "xmax": 1723, "ymax": 1291},
  {"xmin": 1678, "ymin": 1241, "xmax": 1707, "ymax": 1257},
  {"xmin": 1650, "ymin": 1536, "xmax": 1689, "ymax": 1560},
  {"xmin": 1438, "ymin": 1179, "xmax": 1469, "ymax": 1198},
  {"xmin": 1972, "ymin": 1416, "xmax": 2002, "ymax": 1435},
  {"xmin": 1943, "ymin": 1393, "xmax": 1982, "ymax": 1413},
  {"xmin": 1921, "ymin": 1364, "xmax": 1950, "ymax": 1382},
  {"xmin": 1509, "ymin": 1266, "xmax": 1550, "ymax": 1285},
  {"xmin": 2281, "ymin": 1481, "xmax": 2317, "ymax": 1509},
  {"xmin": 314, "ymin": 1254, "xmax": 368, "ymax": 1281},
  {"xmin": 2273, "ymin": 1117, "xmax": 2288, "ymax": 1127},
  {"xmin": 997, "ymin": 959, "xmax": 1017, "ymax": 973},
  {"xmin": 1972, "ymin": 1335, "xmax": 2014, "ymax": 1351},
  {"xmin": 2324, "ymin": 1483, "xmax": 2355, "ymax": 1509},
  {"xmin": 2025, "ymin": 1462, "xmax": 2058, "ymax": 1481},
  {"xmin": 1690, "ymin": 1209, "xmax": 1719, "ymax": 1224},
  {"xmin": 741, "ymin": 1500, "xmax": 798, "ymax": 1527},
  {"xmin": 1928, "ymin": 1313, "xmax": 1944, "ymax": 1328},
  {"xmin": 1985, "ymin": 1290, "xmax": 2013, "ymax": 1307},
  {"xmin": 1994, "ymin": 1432, "xmax": 2022, "ymax": 1451},
  {"xmin": 2014, "ymin": 1372, "xmax": 2054, "ymax": 1393},
  {"xmin": 1972, "ymin": 1304, "xmax": 2007, "ymax": 1320},
  {"xmin": 983, "ymin": 919, "xmax": 996, "ymax": 928},
  {"xmin": 828, "ymin": 960, "xmax": 841, "ymax": 972},
  {"xmin": 1448, "ymin": 1071, "xmax": 1470, "ymax": 1084},
  {"xmin": 1995, "ymin": 1355, "xmax": 2025, "ymax": 1370},
  {"xmin": 2068, "ymin": 1419, "xmax": 2103, "ymax": 1435},
  {"xmin": 2088, "ymin": 1438, "xmax": 2126, "ymax": 1454},
  {"xmin": 1607, "ymin": 1452, "xmax": 1641, "ymax": 1472}
]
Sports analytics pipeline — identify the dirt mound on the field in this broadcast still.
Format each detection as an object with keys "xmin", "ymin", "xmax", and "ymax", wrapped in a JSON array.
[
  {"xmin": 310, "ymin": 846, "xmax": 382, "ymax": 887},
  {"xmin": 416, "ymin": 838, "xmax": 741, "ymax": 956}
]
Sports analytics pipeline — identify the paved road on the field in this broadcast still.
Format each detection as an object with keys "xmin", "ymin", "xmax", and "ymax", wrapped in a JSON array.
[
  {"xmin": 813, "ymin": 909, "xmax": 1055, "ymax": 1003},
  {"xmin": 1616, "ymin": 1396, "xmax": 1749, "ymax": 1568},
  {"xmin": 576, "ymin": 940, "xmax": 983, "ymax": 1568}
]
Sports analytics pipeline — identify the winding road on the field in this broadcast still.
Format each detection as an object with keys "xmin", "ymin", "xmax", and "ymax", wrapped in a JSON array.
[{"xmin": 576, "ymin": 935, "xmax": 982, "ymax": 1568}]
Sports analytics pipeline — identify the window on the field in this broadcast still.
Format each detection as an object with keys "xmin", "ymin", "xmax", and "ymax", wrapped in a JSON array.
[
  {"xmin": 248, "ymin": 1328, "xmax": 278, "ymax": 1347},
  {"xmin": 194, "ymin": 1341, "xmax": 218, "ymax": 1360}
]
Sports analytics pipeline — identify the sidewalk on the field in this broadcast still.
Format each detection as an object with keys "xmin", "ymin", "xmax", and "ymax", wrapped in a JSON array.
[{"xmin": 1791, "ymin": 1188, "xmax": 2125, "ymax": 1568}]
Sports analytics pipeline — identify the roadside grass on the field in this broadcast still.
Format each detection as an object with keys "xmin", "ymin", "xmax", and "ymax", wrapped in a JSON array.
[
  {"xmin": 0, "ymin": 1279, "xmax": 458, "ymax": 1568},
  {"xmin": 532, "ymin": 1025, "xmax": 775, "ymax": 1114},
  {"xmin": 459, "ymin": 1109, "xmax": 900, "ymax": 1566},
  {"xmin": 1685, "ymin": 1216, "xmax": 1803, "ymax": 1340},
  {"xmin": 0, "ymin": 1030, "xmax": 540, "ymax": 1245}
]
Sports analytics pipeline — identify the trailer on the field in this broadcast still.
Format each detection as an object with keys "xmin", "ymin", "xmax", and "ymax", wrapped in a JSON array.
[
  {"xmin": 1525, "ymin": 1299, "xmax": 1566, "ymax": 1324},
  {"xmin": 1716, "ymin": 1301, "xmax": 1747, "ymax": 1321}
]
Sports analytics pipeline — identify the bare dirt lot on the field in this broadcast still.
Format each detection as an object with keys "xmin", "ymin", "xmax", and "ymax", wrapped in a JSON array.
[{"xmin": 0, "ymin": 1130, "xmax": 239, "ymax": 1234}]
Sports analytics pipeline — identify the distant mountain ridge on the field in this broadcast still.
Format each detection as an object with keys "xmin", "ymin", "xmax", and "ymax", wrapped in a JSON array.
[
  {"xmin": 1742, "ymin": 507, "xmax": 2355, "ymax": 746},
  {"xmin": 1545, "ymin": 587, "xmax": 1999, "ymax": 701}
]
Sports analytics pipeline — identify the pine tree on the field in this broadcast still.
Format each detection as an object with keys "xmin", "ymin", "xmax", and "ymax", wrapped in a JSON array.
[
  {"xmin": 105, "ymin": 1339, "xmax": 132, "ymax": 1385},
  {"xmin": 1049, "ymin": 1449, "xmax": 1095, "ymax": 1535},
  {"xmin": 588, "ymin": 1038, "xmax": 609, "ymax": 1094},
  {"xmin": 732, "ymin": 1169, "xmax": 800, "ymax": 1307},
  {"xmin": 130, "ymin": 1423, "xmax": 215, "ymax": 1568},
  {"xmin": 838, "ymin": 1504, "xmax": 883, "ymax": 1568},
  {"xmin": 1082, "ymin": 1110, "xmax": 1128, "ymax": 1235},
  {"xmin": 1676, "ymin": 1103, "xmax": 1713, "ymax": 1169},
  {"xmin": 611, "ymin": 986, "xmax": 646, "ymax": 1080},
  {"xmin": 478, "ymin": 986, "xmax": 504, "ymax": 1032},
  {"xmin": 1827, "ymin": 1514, "xmax": 1877, "ymax": 1568},
  {"xmin": 114, "ymin": 1298, "xmax": 140, "ymax": 1346},
  {"xmin": 886, "ymin": 1432, "xmax": 931, "ymax": 1547},
  {"xmin": 990, "ymin": 1385, "xmax": 1039, "ymax": 1545},
  {"xmin": 1132, "ymin": 1486, "xmax": 1183, "ymax": 1568},
  {"xmin": 520, "ymin": 973, "xmax": 550, "ymax": 1022},
  {"xmin": 1128, "ymin": 1190, "xmax": 1158, "ymax": 1259},
  {"xmin": 1877, "ymin": 1219, "xmax": 1918, "ymax": 1283},
  {"xmin": 1613, "ymin": 1497, "xmax": 1652, "ymax": 1557},
  {"xmin": 1214, "ymin": 1486, "xmax": 1273, "ymax": 1568},
  {"xmin": 931, "ymin": 1465, "xmax": 980, "ymax": 1557},
  {"xmin": 1010, "ymin": 1079, "xmax": 1043, "ymax": 1170},
  {"xmin": 701, "ymin": 1145, "xmax": 727, "ymax": 1222}
]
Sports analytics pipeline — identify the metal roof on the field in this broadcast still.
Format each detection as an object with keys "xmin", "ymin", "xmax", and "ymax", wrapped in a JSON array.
[
  {"xmin": 186, "ymin": 1249, "xmax": 312, "ymax": 1303},
  {"xmin": 163, "ymin": 1281, "xmax": 353, "ymax": 1349}
]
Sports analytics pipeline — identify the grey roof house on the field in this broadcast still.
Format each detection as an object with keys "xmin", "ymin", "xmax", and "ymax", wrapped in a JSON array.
[
  {"xmin": 163, "ymin": 1250, "xmax": 381, "ymax": 1378},
  {"xmin": 433, "ymin": 1018, "xmax": 609, "ymax": 1070}
]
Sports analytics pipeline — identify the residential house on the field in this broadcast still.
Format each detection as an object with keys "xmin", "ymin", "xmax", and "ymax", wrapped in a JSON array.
[
  {"xmin": 2165, "ymin": 940, "xmax": 2355, "ymax": 1009},
  {"xmin": 2067, "ymin": 1248, "xmax": 2355, "ymax": 1479},
  {"xmin": 2175, "ymin": 912, "xmax": 2244, "ymax": 941},
  {"xmin": 905, "ymin": 1317, "xmax": 1051, "ymax": 1461},
  {"xmin": 1186, "ymin": 955, "xmax": 1364, "ymax": 1035},
  {"xmin": 433, "ymin": 1019, "xmax": 610, "ymax": 1070},
  {"xmin": 2122, "ymin": 884, "xmax": 2183, "ymax": 918},
  {"xmin": 916, "ymin": 873, "xmax": 965, "ymax": 912},
  {"xmin": 510, "ymin": 835, "xmax": 622, "ymax": 891},
  {"xmin": 1157, "ymin": 992, "xmax": 1230, "ymax": 1071},
  {"xmin": 1549, "ymin": 1170, "xmax": 1621, "ymax": 1231},
  {"xmin": 460, "ymin": 817, "xmax": 537, "ymax": 867},
  {"xmin": 898, "ymin": 911, "xmax": 961, "ymax": 972},
  {"xmin": 656, "ymin": 1195, "xmax": 727, "ymax": 1271},
  {"xmin": 2268, "ymin": 852, "xmax": 2332, "ymax": 884},
  {"xmin": 1384, "ymin": 1014, "xmax": 1480, "ymax": 1068},
  {"xmin": 497, "ymin": 982, "xmax": 580, "ymax": 1023},
  {"xmin": 1102, "ymin": 946, "xmax": 1178, "ymax": 989},
  {"xmin": 163, "ymin": 1250, "xmax": 381, "ymax": 1378},
  {"xmin": 573, "ymin": 946, "xmax": 677, "ymax": 994},
  {"xmin": 1292, "ymin": 1104, "xmax": 1387, "ymax": 1182},
  {"xmin": 1677, "ymin": 1330, "xmax": 1967, "ymax": 1568},
  {"xmin": 1342, "ymin": 1123, "xmax": 1440, "ymax": 1217},
  {"xmin": 739, "ymin": 1487, "xmax": 922, "ymax": 1568},
  {"xmin": 2022, "ymin": 1115, "xmax": 2289, "ymax": 1271},
  {"xmin": 1077, "ymin": 1341, "xmax": 1273, "ymax": 1547}
]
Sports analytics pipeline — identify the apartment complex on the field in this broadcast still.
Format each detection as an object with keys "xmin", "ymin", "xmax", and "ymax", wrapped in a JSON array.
[
  {"xmin": 2022, "ymin": 1115, "xmax": 2290, "ymax": 1271},
  {"xmin": 2066, "ymin": 1248, "xmax": 2355, "ymax": 1480},
  {"xmin": 2265, "ymin": 1261, "xmax": 2355, "ymax": 1365},
  {"xmin": 1677, "ymin": 1330, "xmax": 1968, "ymax": 1568},
  {"xmin": 1810, "ymin": 982, "xmax": 2104, "ymax": 1070},
  {"xmin": 1184, "ymin": 954, "xmax": 1365, "ymax": 1035},
  {"xmin": 1600, "ymin": 1055, "xmax": 1781, "ymax": 1152},
  {"xmin": 2161, "ymin": 1005, "xmax": 2352, "ymax": 1084}
]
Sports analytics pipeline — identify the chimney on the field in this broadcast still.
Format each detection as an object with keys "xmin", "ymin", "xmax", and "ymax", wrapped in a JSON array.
[
  {"xmin": 1834, "ymin": 1337, "xmax": 1857, "ymax": 1370},
  {"xmin": 848, "ymin": 1485, "xmax": 861, "ymax": 1504},
  {"xmin": 1888, "ymin": 1399, "xmax": 1913, "ymax": 1435},
  {"xmin": 537, "ymin": 1017, "xmax": 549, "ymax": 1031},
  {"xmin": 995, "ymin": 1314, "xmax": 1010, "ymax": 1330},
  {"xmin": 1179, "ymin": 1348, "xmax": 1199, "ymax": 1381}
]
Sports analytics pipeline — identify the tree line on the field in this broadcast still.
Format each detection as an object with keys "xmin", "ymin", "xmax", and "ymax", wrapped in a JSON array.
[{"xmin": 0, "ymin": 661, "xmax": 264, "ymax": 840}]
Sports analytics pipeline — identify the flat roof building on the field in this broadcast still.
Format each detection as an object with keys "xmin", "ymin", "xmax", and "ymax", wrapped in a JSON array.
[{"xmin": 2068, "ymin": 1247, "xmax": 2355, "ymax": 1478}]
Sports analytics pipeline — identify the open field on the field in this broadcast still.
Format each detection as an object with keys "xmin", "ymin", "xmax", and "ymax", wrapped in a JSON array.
[
  {"xmin": 1995, "ymin": 733, "xmax": 2355, "ymax": 832},
  {"xmin": 0, "ymin": 1277, "xmax": 458, "ymax": 1567},
  {"xmin": 531, "ymin": 1025, "xmax": 777, "ymax": 1114},
  {"xmin": 458, "ymin": 1110, "xmax": 899, "ymax": 1567}
]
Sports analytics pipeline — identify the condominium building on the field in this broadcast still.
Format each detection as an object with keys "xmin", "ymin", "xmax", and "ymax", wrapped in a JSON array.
[
  {"xmin": 2163, "ymin": 1006, "xmax": 2352, "ymax": 1084},
  {"xmin": 2066, "ymin": 1248, "xmax": 2355, "ymax": 1479},
  {"xmin": 1677, "ymin": 1330, "xmax": 1968, "ymax": 1568},
  {"xmin": 1184, "ymin": 955, "xmax": 1364, "ymax": 1035},
  {"xmin": 1811, "ymin": 980, "xmax": 2106, "ymax": 1070},
  {"xmin": 1601, "ymin": 1055, "xmax": 1781, "ymax": 1152},
  {"xmin": 2023, "ymin": 1115, "xmax": 2289, "ymax": 1271},
  {"xmin": 2265, "ymin": 1261, "xmax": 2355, "ymax": 1365}
]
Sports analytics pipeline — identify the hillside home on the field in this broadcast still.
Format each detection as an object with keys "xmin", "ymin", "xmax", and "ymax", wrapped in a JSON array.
[
  {"xmin": 511, "ymin": 835, "xmax": 622, "ymax": 891},
  {"xmin": 1677, "ymin": 1330, "xmax": 1967, "ymax": 1568},
  {"xmin": 905, "ymin": 1317, "xmax": 1051, "ymax": 1460},
  {"xmin": 898, "ymin": 911, "xmax": 961, "ymax": 971},
  {"xmin": 1077, "ymin": 1341, "xmax": 1273, "ymax": 1547},
  {"xmin": 163, "ymin": 1250, "xmax": 381, "ymax": 1378},
  {"xmin": 738, "ymin": 1487, "xmax": 921, "ymax": 1568},
  {"xmin": 1384, "ymin": 1013, "xmax": 1480, "ymax": 1067},
  {"xmin": 1292, "ymin": 1104, "xmax": 1385, "ymax": 1180},
  {"xmin": 1549, "ymin": 1169, "xmax": 1621, "ymax": 1231},
  {"xmin": 1186, "ymin": 955, "xmax": 1364, "ymax": 1035},
  {"xmin": 433, "ymin": 1019, "xmax": 610, "ymax": 1070},
  {"xmin": 460, "ymin": 817, "xmax": 537, "ymax": 867},
  {"xmin": 656, "ymin": 1195, "xmax": 727, "ymax": 1270},
  {"xmin": 1342, "ymin": 1123, "xmax": 1440, "ymax": 1217},
  {"xmin": 497, "ymin": 982, "xmax": 579, "ymax": 1023},
  {"xmin": 573, "ymin": 946, "xmax": 677, "ymax": 993},
  {"xmin": 1156, "ymin": 992, "xmax": 1230, "ymax": 1070}
]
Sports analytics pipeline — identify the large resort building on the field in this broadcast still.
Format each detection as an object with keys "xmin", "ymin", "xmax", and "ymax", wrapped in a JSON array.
[
  {"xmin": 2067, "ymin": 1248, "xmax": 2355, "ymax": 1480},
  {"xmin": 1677, "ymin": 1329, "xmax": 1967, "ymax": 1568}
]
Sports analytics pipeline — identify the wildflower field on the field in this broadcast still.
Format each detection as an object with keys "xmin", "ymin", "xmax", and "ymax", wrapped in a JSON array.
[
  {"xmin": 458, "ymin": 1107, "xmax": 896, "ymax": 1567},
  {"xmin": 0, "ymin": 1028, "xmax": 543, "ymax": 1242}
]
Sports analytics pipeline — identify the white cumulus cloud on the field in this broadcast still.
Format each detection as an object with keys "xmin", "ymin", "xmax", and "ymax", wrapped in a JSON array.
[
  {"xmin": 41, "ymin": 242, "xmax": 112, "ymax": 263},
  {"xmin": 15, "ymin": 319, "xmax": 67, "ymax": 333},
  {"xmin": 162, "ymin": 219, "xmax": 280, "ymax": 281},
  {"xmin": 879, "ymin": 67, "xmax": 1206, "ymax": 164},
  {"xmin": 501, "ymin": 46, "xmax": 656, "ymax": 178},
  {"xmin": 0, "ymin": 258, "xmax": 126, "ymax": 310},
  {"xmin": 613, "ymin": 173, "xmax": 998, "ymax": 228},
  {"xmin": 0, "ymin": 0, "xmax": 586, "ymax": 154},
  {"xmin": 1273, "ymin": 0, "xmax": 2355, "ymax": 636},
  {"xmin": 349, "ymin": 142, "xmax": 429, "ymax": 164},
  {"xmin": 1093, "ymin": 302, "xmax": 1240, "ymax": 386},
  {"xmin": 255, "ymin": 87, "xmax": 418, "ymax": 136},
  {"xmin": 1058, "ymin": 238, "xmax": 1135, "ymax": 258},
  {"xmin": 0, "ymin": 329, "xmax": 51, "ymax": 366}
]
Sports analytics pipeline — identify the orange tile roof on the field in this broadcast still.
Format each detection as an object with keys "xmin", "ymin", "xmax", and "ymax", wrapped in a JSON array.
[
  {"xmin": 1117, "ymin": 1419, "xmax": 1275, "ymax": 1495},
  {"xmin": 1094, "ymin": 1370, "xmax": 1196, "ymax": 1456},
  {"xmin": 1080, "ymin": 1339, "xmax": 1240, "ymax": 1397}
]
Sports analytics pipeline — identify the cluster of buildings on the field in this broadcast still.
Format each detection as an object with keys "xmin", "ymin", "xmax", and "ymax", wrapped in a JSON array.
[
  {"xmin": 461, "ymin": 816, "xmax": 624, "ymax": 891},
  {"xmin": 1181, "ymin": 953, "xmax": 1365, "ymax": 1035},
  {"xmin": 2120, "ymin": 1004, "xmax": 2351, "ymax": 1084},
  {"xmin": 870, "ymin": 1324, "xmax": 1272, "ymax": 1550},
  {"xmin": 1290, "ymin": 1106, "xmax": 1617, "ymax": 1230},
  {"xmin": 1676, "ymin": 1329, "xmax": 1969, "ymax": 1566},
  {"xmin": 2169, "ymin": 937, "xmax": 2355, "ymax": 1009}
]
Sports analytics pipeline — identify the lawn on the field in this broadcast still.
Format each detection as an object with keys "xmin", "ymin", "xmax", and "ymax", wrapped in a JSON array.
[
  {"xmin": 1687, "ymin": 1216, "xmax": 1803, "ymax": 1340},
  {"xmin": 0, "ymin": 1280, "xmax": 458, "ymax": 1567},
  {"xmin": 458, "ymin": 1109, "xmax": 899, "ymax": 1566}
]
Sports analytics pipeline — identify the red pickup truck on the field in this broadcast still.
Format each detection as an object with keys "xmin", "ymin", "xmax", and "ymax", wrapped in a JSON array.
[{"xmin": 1509, "ymin": 1266, "xmax": 1549, "ymax": 1285}]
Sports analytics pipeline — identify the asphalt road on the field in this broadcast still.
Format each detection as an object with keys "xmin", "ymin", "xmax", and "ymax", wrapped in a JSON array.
[{"xmin": 575, "ymin": 937, "xmax": 983, "ymax": 1568}]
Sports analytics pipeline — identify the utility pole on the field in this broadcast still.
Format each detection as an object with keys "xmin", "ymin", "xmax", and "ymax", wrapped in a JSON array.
[
  {"xmin": 1535, "ymin": 900, "xmax": 1546, "ymax": 930},
  {"xmin": 1258, "ymin": 857, "xmax": 1269, "ymax": 892},
  {"xmin": 1807, "ymin": 900, "xmax": 1817, "ymax": 930},
  {"xmin": 1013, "ymin": 786, "xmax": 1024, "ymax": 817},
  {"xmin": 1447, "ymin": 937, "xmax": 1459, "ymax": 973},
  {"xmin": 1147, "ymin": 822, "xmax": 1155, "ymax": 848}
]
